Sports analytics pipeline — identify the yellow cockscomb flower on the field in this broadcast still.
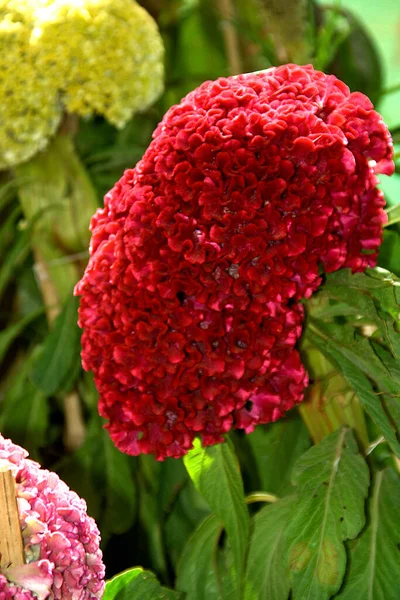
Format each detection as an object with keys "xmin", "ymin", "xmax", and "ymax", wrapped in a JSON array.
[
  {"xmin": 0, "ymin": 0, "xmax": 164, "ymax": 168},
  {"xmin": 0, "ymin": 1, "xmax": 61, "ymax": 169},
  {"xmin": 33, "ymin": 0, "xmax": 165, "ymax": 128}
]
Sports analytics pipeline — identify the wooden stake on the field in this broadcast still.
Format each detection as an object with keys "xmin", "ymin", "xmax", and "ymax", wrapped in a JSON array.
[{"xmin": 0, "ymin": 469, "xmax": 25, "ymax": 569}]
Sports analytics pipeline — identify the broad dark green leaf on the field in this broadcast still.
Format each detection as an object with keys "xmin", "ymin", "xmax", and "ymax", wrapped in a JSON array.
[
  {"xmin": 245, "ymin": 496, "xmax": 295, "ymax": 600},
  {"xmin": 336, "ymin": 469, "xmax": 400, "ymax": 600},
  {"xmin": 58, "ymin": 415, "xmax": 136, "ymax": 537},
  {"xmin": 184, "ymin": 438, "xmax": 250, "ymax": 595},
  {"xmin": 81, "ymin": 416, "xmax": 136, "ymax": 535},
  {"xmin": 31, "ymin": 294, "xmax": 81, "ymax": 395},
  {"xmin": 176, "ymin": 514, "xmax": 222, "ymax": 600},
  {"xmin": 385, "ymin": 204, "xmax": 400, "ymax": 228},
  {"xmin": 247, "ymin": 415, "xmax": 311, "ymax": 496},
  {"xmin": 317, "ymin": 269, "xmax": 400, "ymax": 357},
  {"xmin": 0, "ymin": 205, "xmax": 21, "ymax": 256},
  {"xmin": 164, "ymin": 480, "xmax": 210, "ymax": 568},
  {"xmin": 308, "ymin": 326, "xmax": 400, "ymax": 458},
  {"xmin": 103, "ymin": 567, "xmax": 179, "ymax": 600},
  {"xmin": 379, "ymin": 229, "xmax": 400, "ymax": 277},
  {"xmin": 0, "ymin": 351, "xmax": 49, "ymax": 457},
  {"xmin": 0, "ymin": 222, "xmax": 32, "ymax": 298},
  {"xmin": 325, "ymin": 8, "xmax": 383, "ymax": 103},
  {"xmin": 284, "ymin": 428, "xmax": 370, "ymax": 600},
  {"xmin": 0, "ymin": 308, "xmax": 43, "ymax": 364}
]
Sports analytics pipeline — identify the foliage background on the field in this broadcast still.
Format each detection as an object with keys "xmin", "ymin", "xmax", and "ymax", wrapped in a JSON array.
[{"xmin": 1, "ymin": 0, "xmax": 400, "ymax": 597}]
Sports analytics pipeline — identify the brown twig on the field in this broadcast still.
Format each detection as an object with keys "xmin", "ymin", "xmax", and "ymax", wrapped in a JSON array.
[
  {"xmin": 34, "ymin": 251, "xmax": 86, "ymax": 452},
  {"xmin": 217, "ymin": 0, "xmax": 243, "ymax": 75},
  {"xmin": 0, "ymin": 470, "xmax": 25, "ymax": 569}
]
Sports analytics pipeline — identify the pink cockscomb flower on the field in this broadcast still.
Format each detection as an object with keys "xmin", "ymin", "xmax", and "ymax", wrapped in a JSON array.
[
  {"xmin": 75, "ymin": 64, "xmax": 393, "ymax": 460},
  {"xmin": 0, "ymin": 435, "xmax": 105, "ymax": 600}
]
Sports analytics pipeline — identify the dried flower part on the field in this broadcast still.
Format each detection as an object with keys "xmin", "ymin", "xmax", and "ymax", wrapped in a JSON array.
[
  {"xmin": 33, "ymin": 0, "xmax": 164, "ymax": 127},
  {"xmin": 0, "ymin": 435, "xmax": 105, "ymax": 599},
  {"xmin": 0, "ymin": 1, "xmax": 61, "ymax": 169},
  {"xmin": 76, "ymin": 64, "xmax": 393, "ymax": 460}
]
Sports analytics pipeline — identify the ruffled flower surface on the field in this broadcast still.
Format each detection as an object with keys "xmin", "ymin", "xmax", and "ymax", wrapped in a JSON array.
[
  {"xmin": 0, "ymin": 435, "xmax": 105, "ymax": 599},
  {"xmin": 76, "ymin": 64, "xmax": 393, "ymax": 460},
  {"xmin": 0, "ymin": 1, "xmax": 61, "ymax": 169},
  {"xmin": 0, "ymin": 0, "xmax": 164, "ymax": 168}
]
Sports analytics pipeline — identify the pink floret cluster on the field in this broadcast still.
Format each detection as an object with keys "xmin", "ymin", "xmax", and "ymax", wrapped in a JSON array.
[
  {"xmin": 76, "ymin": 64, "xmax": 393, "ymax": 460},
  {"xmin": 0, "ymin": 435, "xmax": 105, "ymax": 600}
]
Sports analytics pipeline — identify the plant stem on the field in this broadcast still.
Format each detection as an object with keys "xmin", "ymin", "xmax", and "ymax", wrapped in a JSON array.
[
  {"xmin": 0, "ymin": 469, "xmax": 25, "ymax": 569},
  {"xmin": 217, "ymin": 0, "xmax": 243, "ymax": 75},
  {"xmin": 245, "ymin": 491, "xmax": 279, "ymax": 504}
]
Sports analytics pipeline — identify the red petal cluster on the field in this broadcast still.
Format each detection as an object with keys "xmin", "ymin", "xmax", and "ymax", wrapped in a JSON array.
[{"xmin": 76, "ymin": 64, "xmax": 393, "ymax": 460}]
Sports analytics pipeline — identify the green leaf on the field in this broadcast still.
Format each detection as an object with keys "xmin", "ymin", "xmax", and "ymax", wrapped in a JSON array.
[
  {"xmin": 0, "ymin": 308, "xmax": 43, "ymax": 364},
  {"xmin": 176, "ymin": 514, "xmax": 222, "ymax": 600},
  {"xmin": 0, "ymin": 351, "xmax": 49, "ymax": 457},
  {"xmin": 284, "ymin": 428, "xmax": 370, "ymax": 600},
  {"xmin": 385, "ymin": 203, "xmax": 400, "ymax": 228},
  {"xmin": 57, "ymin": 415, "xmax": 136, "ymax": 537},
  {"xmin": 0, "ymin": 205, "xmax": 21, "ymax": 256},
  {"xmin": 308, "ymin": 325, "xmax": 400, "ymax": 458},
  {"xmin": 103, "ymin": 567, "xmax": 179, "ymax": 600},
  {"xmin": 81, "ymin": 415, "xmax": 136, "ymax": 535},
  {"xmin": 335, "ymin": 469, "xmax": 400, "ymax": 600},
  {"xmin": 247, "ymin": 415, "xmax": 311, "ymax": 496},
  {"xmin": 31, "ymin": 294, "xmax": 81, "ymax": 395},
  {"xmin": 325, "ymin": 7, "xmax": 383, "ymax": 103},
  {"xmin": 317, "ymin": 269, "xmax": 400, "ymax": 356},
  {"xmin": 245, "ymin": 496, "xmax": 295, "ymax": 600},
  {"xmin": 184, "ymin": 438, "xmax": 250, "ymax": 594},
  {"xmin": 164, "ymin": 480, "xmax": 210, "ymax": 568},
  {"xmin": 379, "ymin": 229, "xmax": 400, "ymax": 276},
  {"xmin": 0, "ymin": 222, "xmax": 32, "ymax": 299}
]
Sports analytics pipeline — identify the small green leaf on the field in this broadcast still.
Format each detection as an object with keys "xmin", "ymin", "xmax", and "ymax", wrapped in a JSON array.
[
  {"xmin": 247, "ymin": 415, "xmax": 311, "ymax": 496},
  {"xmin": 103, "ymin": 567, "xmax": 179, "ymax": 600},
  {"xmin": 335, "ymin": 469, "xmax": 400, "ymax": 600},
  {"xmin": 284, "ymin": 428, "xmax": 370, "ymax": 600},
  {"xmin": 164, "ymin": 481, "xmax": 210, "ymax": 568},
  {"xmin": 176, "ymin": 514, "xmax": 222, "ymax": 600},
  {"xmin": 245, "ymin": 496, "xmax": 295, "ymax": 600},
  {"xmin": 184, "ymin": 438, "xmax": 250, "ymax": 594},
  {"xmin": 31, "ymin": 294, "xmax": 81, "ymax": 395}
]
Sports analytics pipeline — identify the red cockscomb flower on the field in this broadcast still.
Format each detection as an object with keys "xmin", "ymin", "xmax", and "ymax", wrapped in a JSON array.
[{"xmin": 75, "ymin": 64, "xmax": 393, "ymax": 460}]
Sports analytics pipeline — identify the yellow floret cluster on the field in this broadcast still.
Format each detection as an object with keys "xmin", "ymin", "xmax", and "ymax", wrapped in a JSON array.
[
  {"xmin": 0, "ymin": 0, "xmax": 164, "ymax": 168},
  {"xmin": 0, "ymin": 1, "xmax": 61, "ymax": 169}
]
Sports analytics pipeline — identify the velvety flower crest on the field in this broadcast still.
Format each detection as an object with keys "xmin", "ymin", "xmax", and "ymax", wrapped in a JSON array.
[
  {"xmin": 76, "ymin": 64, "xmax": 393, "ymax": 460},
  {"xmin": 0, "ymin": 434, "xmax": 105, "ymax": 599}
]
